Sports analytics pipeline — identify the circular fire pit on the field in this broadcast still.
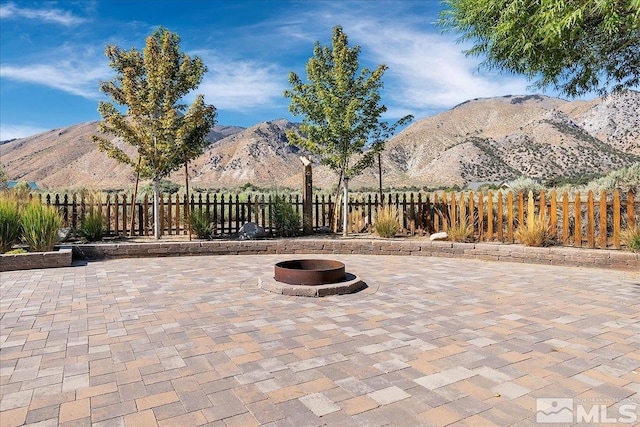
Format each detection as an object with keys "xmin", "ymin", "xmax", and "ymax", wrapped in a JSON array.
[
  {"xmin": 259, "ymin": 258, "xmax": 365, "ymax": 297},
  {"xmin": 274, "ymin": 259, "xmax": 345, "ymax": 285}
]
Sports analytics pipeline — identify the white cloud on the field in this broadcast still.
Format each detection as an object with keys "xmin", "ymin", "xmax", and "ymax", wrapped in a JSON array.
[
  {"xmin": 0, "ymin": 1, "xmax": 85, "ymax": 26},
  {"xmin": 0, "ymin": 61, "xmax": 108, "ymax": 99},
  {"xmin": 195, "ymin": 52, "xmax": 286, "ymax": 111},
  {"xmin": 350, "ymin": 25, "xmax": 530, "ymax": 111},
  {"xmin": 273, "ymin": 2, "xmax": 531, "ymax": 119},
  {"xmin": 0, "ymin": 124, "xmax": 48, "ymax": 141}
]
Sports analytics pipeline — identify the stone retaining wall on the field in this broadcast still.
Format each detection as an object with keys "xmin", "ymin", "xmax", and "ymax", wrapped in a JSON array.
[
  {"xmin": 0, "ymin": 247, "xmax": 73, "ymax": 272},
  {"xmin": 73, "ymin": 239, "xmax": 639, "ymax": 271}
]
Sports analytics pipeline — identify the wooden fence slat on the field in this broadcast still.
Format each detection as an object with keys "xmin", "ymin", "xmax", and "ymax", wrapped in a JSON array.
[
  {"xmin": 574, "ymin": 193, "xmax": 581, "ymax": 247},
  {"xmin": 497, "ymin": 192, "xmax": 503, "ymax": 242},
  {"xmin": 507, "ymin": 192, "xmax": 513, "ymax": 243},
  {"xmin": 613, "ymin": 190, "xmax": 621, "ymax": 248},
  {"xmin": 587, "ymin": 191, "xmax": 595, "ymax": 248},
  {"xmin": 562, "ymin": 192, "xmax": 569, "ymax": 245},
  {"xmin": 487, "ymin": 192, "xmax": 493, "ymax": 241},
  {"xmin": 600, "ymin": 191, "xmax": 607, "ymax": 248},
  {"xmin": 628, "ymin": 190, "xmax": 635, "ymax": 229},
  {"xmin": 550, "ymin": 190, "xmax": 557, "ymax": 240},
  {"xmin": 477, "ymin": 193, "xmax": 484, "ymax": 240}
]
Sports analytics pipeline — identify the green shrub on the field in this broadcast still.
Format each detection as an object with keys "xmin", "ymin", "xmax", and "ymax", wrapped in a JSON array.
[
  {"xmin": 622, "ymin": 225, "xmax": 640, "ymax": 252},
  {"xmin": 21, "ymin": 201, "xmax": 63, "ymax": 252},
  {"xmin": 0, "ymin": 196, "xmax": 21, "ymax": 253},
  {"xmin": 272, "ymin": 195, "xmax": 300, "ymax": 237},
  {"xmin": 5, "ymin": 248, "xmax": 28, "ymax": 254},
  {"xmin": 77, "ymin": 212, "xmax": 105, "ymax": 241},
  {"xmin": 189, "ymin": 208, "xmax": 214, "ymax": 239},
  {"xmin": 374, "ymin": 205, "xmax": 400, "ymax": 238}
]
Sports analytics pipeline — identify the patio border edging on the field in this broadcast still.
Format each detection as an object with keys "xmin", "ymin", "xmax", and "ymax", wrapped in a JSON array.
[
  {"xmin": 71, "ymin": 239, "xmax": 639, "ymax": 271},
  {"xmin": 0, "ymin": 247, "xmax": 73, "ymax": 272}
]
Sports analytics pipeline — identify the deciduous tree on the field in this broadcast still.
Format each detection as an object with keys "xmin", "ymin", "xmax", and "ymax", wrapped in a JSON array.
[
  {"xmin": 92, "ymin": 27, "xmax": 216, "ymax": 239},
  {"xmin": 284, "ymin": 26, "xmax": 412, "ymax": 234},
  {"xmin": 440, "ymin": 0, "xmax": 640, "ymax": 97}
]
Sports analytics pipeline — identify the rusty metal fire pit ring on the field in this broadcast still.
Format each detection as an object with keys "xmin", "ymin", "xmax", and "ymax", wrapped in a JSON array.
[{"xmin": 274, "ymin": 259, "xmax": 345, "ymax": 285}]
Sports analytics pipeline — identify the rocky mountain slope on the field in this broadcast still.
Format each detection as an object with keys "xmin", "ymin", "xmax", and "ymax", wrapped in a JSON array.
[
  {"xmin": 1, "ymin": 90, "xmax": 638, "ymax": 190},
  {"xmin": 381, "ymin": 91, "xmax": 640, "ymax": 187}
]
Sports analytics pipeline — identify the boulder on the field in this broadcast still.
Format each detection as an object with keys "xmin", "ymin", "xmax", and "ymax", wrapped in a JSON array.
[
  {"xmin": 237, "ymin": 222, "xmax": 267, "ymax": 240},
  {"xmin": 429, "ymin": 231, "xmax": 448, "ymax": 241}
]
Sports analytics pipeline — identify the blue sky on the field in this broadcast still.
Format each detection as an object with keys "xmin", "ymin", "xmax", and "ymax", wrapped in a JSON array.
[{"xmin": 1, "ymin": 0, "xmax": 568, "ymax": 141}]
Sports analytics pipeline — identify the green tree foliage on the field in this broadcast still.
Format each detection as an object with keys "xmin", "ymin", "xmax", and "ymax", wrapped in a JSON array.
[
  {"xmin": 284, "ymin": 26, "xmax": 412, "ymax": 188},
  {"xmin": 440, "ymin": 0, "xmax": 640, "ymax": 96},
  {"xmin": 91, "ymin": 27, "xmax": 216, "ymax": 238}
]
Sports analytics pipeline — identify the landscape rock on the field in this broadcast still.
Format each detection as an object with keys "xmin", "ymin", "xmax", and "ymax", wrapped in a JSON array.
[
  {"xmin": 430, "ymin": 232, "xmax": 448, "ymax": 241},
  {"xmin": 237, "ymin": 222, "xmax": 267, "ymax": 240}
]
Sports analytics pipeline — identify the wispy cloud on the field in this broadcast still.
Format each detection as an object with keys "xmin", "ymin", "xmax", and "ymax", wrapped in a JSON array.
[
  {"xmin": 273, "ymin": 2, "xmax": 531, "ymax": 119},
  {"xmin": 195, "ymin": 51, "xmax": 286, "ymax": 111},
  {"xmin": 354, "ymin": 26, "xmax": 530, "ymax": 111},
  {"xmin": 0, "ymin": 124, "xmax": 48, "ymax": 141},
  {"xmin": 0, "ymin": 60, "xmax": 108, "ymax": 99},
  {"xmin": 0, "ymin": 1, "xmax": 86, "ymax": 26}
]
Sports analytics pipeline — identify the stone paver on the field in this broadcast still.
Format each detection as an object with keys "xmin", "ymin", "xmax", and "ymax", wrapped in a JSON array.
[{"xmin": 1, "ymin": 254, "xmax": 639, "ymax": 426}]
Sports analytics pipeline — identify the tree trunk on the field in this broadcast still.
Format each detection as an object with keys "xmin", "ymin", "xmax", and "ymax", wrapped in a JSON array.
[
  {"xmin": 184, "ymin": 158, "xmax": 191, "ymax": 241},
  {"xmin": 153, "ymin": 176, "xmax": 161, "ymax": 239},
  {"xmin": 129, "ymin": 157, "xmax": 141, "ymax": 237},
  {"xmin": 342, "ymin": 177, "xmax": 349, "ymax": 237}
]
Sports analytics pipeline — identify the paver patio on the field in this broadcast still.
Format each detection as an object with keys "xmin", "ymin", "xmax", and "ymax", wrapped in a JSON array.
[{"xmin": 1, "ymin": 254, "xmax": 639, "ymax": 426}]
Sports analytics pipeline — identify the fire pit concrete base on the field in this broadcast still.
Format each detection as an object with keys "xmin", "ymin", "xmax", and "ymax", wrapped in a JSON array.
[{"xmin": 258, "ymin": 273, "xmax": 365, "ymax": 297}]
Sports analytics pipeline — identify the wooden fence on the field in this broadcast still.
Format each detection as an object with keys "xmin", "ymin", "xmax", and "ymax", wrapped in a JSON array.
[{"xmin": 27, "ymin": 189, "xmax": 639, "ymax": 249}]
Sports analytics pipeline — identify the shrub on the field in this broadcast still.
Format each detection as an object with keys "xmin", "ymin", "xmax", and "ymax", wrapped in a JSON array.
[
  {"xmin": 621, "ymin": 225, "xmax": 640, "ymax": 252},
  {"xmin": 21, "ymin": 201, "xmax": 63, "ymax": 252},
  {"xmin": 374, "ymin": 205, "xmax": 400, "ymax": 238},
  {"xmin": 515, "ymin": 217, "xmax": 555, "ymax": 247},
  {"xmin": 447, "ymin": 217, "xmax": 475, "ymax": 242},
  {"xmin": 272, "ymin": 195, "xmax": 300, "ymax": 237},
  {"xmin": 0, "ymin": 196, "xmax": 21, "ymax": 253},
  {"xmin": 5, "ymin": 248, "xmax": 28, "ymax": 254},
  {"xmin": 189, "ymin": 208, "xmax": 214, "ymax": 239},
  {"xmin": 77, "ymin": 212, "xmax": 105, "ymax": 241},
  {"xmin": 509, "ymin": 177, "xmax": 544, "ymax": 196},
  {"xmin": 141, "ymin": 180, "xmax": 181, "ymax": 195}
]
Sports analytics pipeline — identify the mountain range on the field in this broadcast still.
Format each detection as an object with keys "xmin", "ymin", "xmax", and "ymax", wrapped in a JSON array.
[{"xmin": 1, "ymin": 90, "xmax": 638, "ymax": 191}]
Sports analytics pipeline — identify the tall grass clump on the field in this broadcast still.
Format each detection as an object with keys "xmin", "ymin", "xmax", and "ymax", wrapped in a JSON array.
[
  {"xmin": 447, "ymin": 217, "xmax": 475, "ymax": 242},
  {"xmin": 77, "ymin": 212, "xmax": 105, "ymax": 241},
  {"xmin": 21, "ymin": 201, "xmax": 63, "ymax": 252},
  {"xmin": 621, "ymin": 225, "xmax": 640, "ymax": 252},
  {"xmin": 374, "ymin": 205, "xmax": 400, "ymax": 238},
  {"xmin": 0, "ymin": 196, "xmax": 21, "ymax": 253},
  {"xmin": 189, "ymin": 208, "xmax": 214, "ymax": 239},
  {"xmin": 515, "ymin": 217, "xmax": 555, "ymax": 247},
  {"xmin": 272, "ymin": 195, "xmax": 301, "ymax": 237}
]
